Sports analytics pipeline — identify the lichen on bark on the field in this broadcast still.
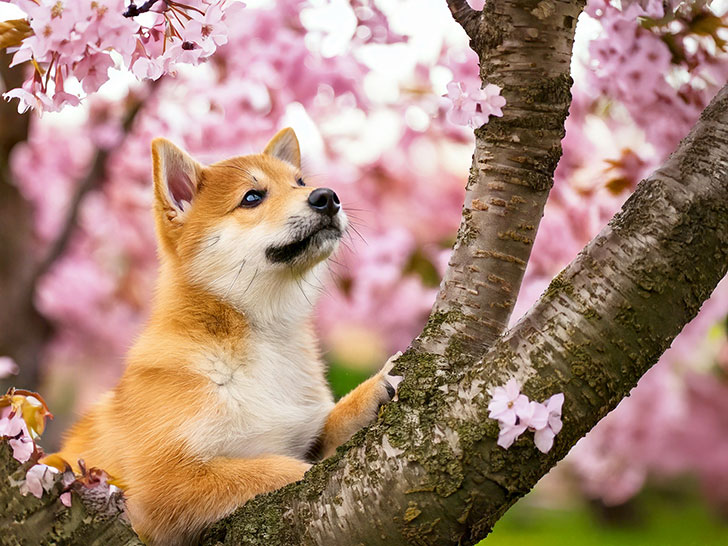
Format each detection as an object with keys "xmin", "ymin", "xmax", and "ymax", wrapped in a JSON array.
[{"xmin": 0, "ymin": 444, "xmax": 142, "ymax": 546}]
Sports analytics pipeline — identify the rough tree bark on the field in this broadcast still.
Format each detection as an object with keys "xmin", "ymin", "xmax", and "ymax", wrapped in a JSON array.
[
  {"xmin": 2, "ymin": 1, "xmax": 728, "ymax": 545},
  {"xmin": 416, "ymin": 0, "xmax": 582, "ymax": 362},
  {"xmin": 0, "ymin": 444, "xmax": 142, "ymax": 545}
]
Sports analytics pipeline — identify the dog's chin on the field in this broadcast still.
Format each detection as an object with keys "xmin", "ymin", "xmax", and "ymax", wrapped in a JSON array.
[{"xmin": 265, "ymin": 224, "xmax": 342, "ymax": 269}]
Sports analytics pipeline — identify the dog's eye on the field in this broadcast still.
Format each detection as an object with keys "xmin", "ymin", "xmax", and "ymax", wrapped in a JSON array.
[
  {"xmin": 240, "ymin": 190, "xmax": 265, "ymax": 208},
  {"xmin": 296, "ymin": 178, "xmax": 305, "ymax": 187}
]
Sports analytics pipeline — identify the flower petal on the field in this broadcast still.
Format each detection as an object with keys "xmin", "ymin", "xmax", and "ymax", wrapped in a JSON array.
[
  {"xmin": 534, "ymin": 427, "xmax": 555, "ymax": 453},
  {"xmin": 497, "ymin": 423, "xmax": 527, "ymax": 449}
]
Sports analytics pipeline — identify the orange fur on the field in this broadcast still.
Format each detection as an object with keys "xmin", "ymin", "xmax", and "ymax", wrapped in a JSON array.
[
  {"xmin": 46, "ymin": 129, "xmax": 394, "ymax": 545},
  {"xmin": 320, "ymin": 373, "xmax": 392, "ymax": 458}
]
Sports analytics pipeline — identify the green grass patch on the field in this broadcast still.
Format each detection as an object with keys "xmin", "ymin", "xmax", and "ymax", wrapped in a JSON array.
[
  {"xmin": 483, "ymin": 490, "xmax": 728, "ymax": 546},
  {"xmin": 327, "ymin": 361, "xmax": 373, "ymax": 400}
]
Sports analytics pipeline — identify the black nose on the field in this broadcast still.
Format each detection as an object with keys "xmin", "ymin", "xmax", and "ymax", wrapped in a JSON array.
[{"xmin": 308, "ymin": 188, "xmax": 340, "ymax": 217}]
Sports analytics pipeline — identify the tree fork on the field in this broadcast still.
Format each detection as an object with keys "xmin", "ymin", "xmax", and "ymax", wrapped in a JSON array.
[{"xmin": 201, "ymin": 81, "xmax": 728, "ymax": 546}]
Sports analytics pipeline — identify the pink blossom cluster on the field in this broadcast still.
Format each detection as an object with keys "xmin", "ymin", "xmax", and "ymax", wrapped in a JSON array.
[
  {"xmin": 12, "ymin": 458, "xmax": 122, "ymax": 508},
  {"xmin": 443, "ymin": 80, "xmax": 505, "ymax": 128},
  {"xmin": 1, "ymin": 391, "xmax": 123, "ymax": 508},
  {"xmin": 3, "ymin": 0, "xmax": 243, "ymax": 113},
  {"xmin": 488, "ymin": 379, "xmax": 564, "ymax": 453},
  {"xmin": 0, "ymin": 401, "xmax": 36, "ymax": 462},
  {"xmin": 0, "ymin": 390, "xmax": 53, "ymax": 462},
  {"xmin": 0, "ymin": 391, "xmax": 68, "ymax": 500},
  {"xmin": 585, "ymin": 0, "xmax": 728, "ymax": 156},
  {"xmin": 9, "ymin": 462, "xmax": 64, "ymax": 501}
]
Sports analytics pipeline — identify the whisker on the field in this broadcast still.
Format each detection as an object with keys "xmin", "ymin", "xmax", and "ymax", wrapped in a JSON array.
[
  {"xmin": 343, "ymin": 212, "xmax": 369, "ymax": 221},
  {"xmin": 348, "ymin": 224, "xmax": 367, "ymax": 244},
  {"xmin": 343, "ymin": 214, "xmax": 371, "ymax": 231},
  {"xmin": 339, "ymin": 238, "xmax": 356, "ymax": 255},
  {"xmin": 242, "ymin": 267, "xmax": 259, "ymax": 297},
  {"xmin": 205, "ymin": 236, "xmax": 221, "ymax": 249},
  {"xmin": 302, "ymin": 276, "xmax": 327, "ymax": 296},
  {"xmin": 324, "ymin": 265, "xmax": 346, "ymax": 289},
  {"xmin": 224, "ymin": 260, "xmax": 246, "ymax": 298},
  {"xmin": 295, "ymin": 277, "xmax": 314, "ymax": 306},
  {"xmin": 207, "ymin": 260, "xmax": 240, "ymax": 287}
]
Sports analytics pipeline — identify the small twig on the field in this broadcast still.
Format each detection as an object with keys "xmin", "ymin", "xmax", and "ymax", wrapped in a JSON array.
[
  {"xmin": 446, "ymin": 0, "xmax": 481, "ymax": 40},
  {"xmin": 123, "ymin": 0, "xmax": 162, "ymax": 18}
]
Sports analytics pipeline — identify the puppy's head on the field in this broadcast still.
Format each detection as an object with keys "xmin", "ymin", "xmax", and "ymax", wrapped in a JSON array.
[{"xmin": 151, "ymin": 128, "xmax": 347, "ymax": 317}]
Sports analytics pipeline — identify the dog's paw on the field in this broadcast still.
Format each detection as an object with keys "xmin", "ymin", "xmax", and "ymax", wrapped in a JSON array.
[
  {"xmin": 290, "ymin": 461, "xmax": 312, "ymax": 482},
  {"xmin": 271, "ymin": 459, "xmax": 312, "ymax": 491},
  {"xmin": 377, "ymin": 351, "xmax": 403, "ymax": 404}
]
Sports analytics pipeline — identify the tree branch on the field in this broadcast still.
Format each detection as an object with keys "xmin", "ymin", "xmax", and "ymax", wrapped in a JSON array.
[
  {"xmin": 123, "ymin": 0, "xmax": 161, "ymax": 18},
  {"xmin": 446, "ymin": 0, "xmax": 481, "ymax": 40},
  {"xmin": 202, "ymin": 82, "xmax": 728, "ymax": 546},
  {"xmin": 416, "ymin": 0, "xmax": 585, "ymax": 365},
  {"xmin": 0, "ymin": 444, "xmax": 142, "ymax": 545}
]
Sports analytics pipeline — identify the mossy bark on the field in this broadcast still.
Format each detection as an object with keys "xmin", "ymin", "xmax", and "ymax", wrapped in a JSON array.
[
  {"xmin": 416, "ymin": 0, "xmax": 585, "ymax": 364},
  {"xmin": 200, "ymin": 85, "xmax": 728, "ymax": 545},
  {"xmin": 0, "ymin": 444, "xmax": 142, "ymax": 546}
]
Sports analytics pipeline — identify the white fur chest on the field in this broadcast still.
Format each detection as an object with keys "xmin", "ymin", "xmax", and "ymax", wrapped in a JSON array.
[{"xmin": 184, "ymin": 334, "xmax": 334, "ymax": 461}]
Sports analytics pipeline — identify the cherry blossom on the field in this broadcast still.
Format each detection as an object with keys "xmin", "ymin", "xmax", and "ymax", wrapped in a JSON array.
[
  {"xmin": 184, "ymin": 4, "xmax": 229, "ymax": 55},
  {"xmin": 0, "ymin": 405, "xmax": 26, "ymax": 438},
  {"xmin": 17, "ymin": 464, "xmax": 59, "ymax": 498},
  {"xmin": 60, "ymin": 491, "xmax": 72, "ymax": 507},
  {"xmin": 488, "ymin": 380, "xmax": 564, "ymax": 452},
  {"xmin": 2, "ymin": 0, "xmax": 244, "ymax": 112},
  {"xmin": 497, "ymin": 421, "xmax": 529, "ymax": 449},
  {"xmin": 533, "ymin": 393, "xmax": 564, "ymax": 454},
  {"xmin": 9, "ymin": 435, "xmax": 34, "ymax": 463},
  {"xmin": 1, "ymin": 390, "xmax": 53, "ymax": 466},
  {"xmin": 488, "ymin": 379, "xmax": 529, "ymax": 426},
  {"xmin": 444, "ymin": 81, "xmax": 506, "ymax": 128}
]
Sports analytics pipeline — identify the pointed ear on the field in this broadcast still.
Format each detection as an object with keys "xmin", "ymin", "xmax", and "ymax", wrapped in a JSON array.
[
  {"xmin": 151, "ymin": 138, "xmax": 202, "ymax": 221},
  {"xmin": 263, "ymin": 127, "xmax": 301, "ymax": 168}
]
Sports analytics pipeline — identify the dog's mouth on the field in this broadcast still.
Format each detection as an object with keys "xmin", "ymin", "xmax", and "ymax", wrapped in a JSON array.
[{"xmin": 265, "ymin": 221, "xmax": 342, "ymax": 265}]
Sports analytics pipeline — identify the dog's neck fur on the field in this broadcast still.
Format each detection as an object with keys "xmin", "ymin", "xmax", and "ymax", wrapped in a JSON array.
[{"xmin": 149, "ymin": 260, "xmax": 321, "ymax": 350}]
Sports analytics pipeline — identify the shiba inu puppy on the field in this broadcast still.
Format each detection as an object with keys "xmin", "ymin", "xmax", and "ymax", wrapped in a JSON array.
[{"xmin": 48, "ymin": 128, "xmax": 398, "ymax": 545}]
